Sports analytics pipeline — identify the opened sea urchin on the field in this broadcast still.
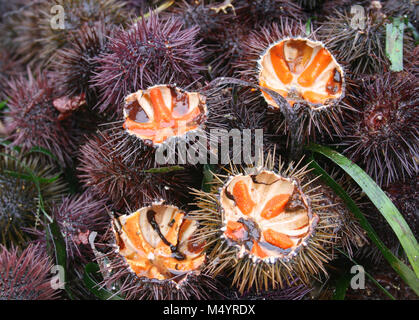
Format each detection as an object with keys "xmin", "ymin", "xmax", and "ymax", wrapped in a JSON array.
[
  {"xmin": 98, "ymin": 203, "xmax": 219, "ymax": 299},
  {"xmin": 189, "ymin": 153, "xmax": 345, "ymax": 293},
  {"xmin": 237, "ymin": 19, "xmax": 349, "ymax": 143}
]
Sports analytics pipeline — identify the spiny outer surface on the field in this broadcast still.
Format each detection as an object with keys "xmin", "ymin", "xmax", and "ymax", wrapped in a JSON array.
[
  {"xmin": 0, "ymin": 151, "xmax": 67, "ymax": 246},
  {"xmin": 340, "ymin": 72, "xmax": 418, "ymax": 186},
  {"xmin": 92, "ymin": 13, "xmax": 204, "ymax": 116},
  {"xmin": 0, "ymin": 244, "xmax": 60, "ymax": 300}
]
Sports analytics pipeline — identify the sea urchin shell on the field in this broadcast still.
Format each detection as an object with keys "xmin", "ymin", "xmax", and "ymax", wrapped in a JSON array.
[
  {"xmin": 190, "ymin": 153, "xmax": 341, "ymax": 293},
  {"xmin": 99, "ymin": 203, "xmax": 218, "ymax": 299}
]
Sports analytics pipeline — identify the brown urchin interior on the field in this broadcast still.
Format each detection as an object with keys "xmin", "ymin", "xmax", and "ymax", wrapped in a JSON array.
[
  {"xmin": 113, "ymin": 204, "xmax": 206, "ymax": 283},
  {"xmin": 220, "ymin": 170, "xmax": 318, "ymax": 261},
  {"xmin": 123, "ymin": 85, "xmax": 207, "ymax": 145},
  {"xmin": 259, "ymin": 38, "xmax": 344, "ymax": 108}
]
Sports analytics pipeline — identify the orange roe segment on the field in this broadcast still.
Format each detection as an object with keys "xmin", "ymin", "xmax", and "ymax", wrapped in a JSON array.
[
  {"xmin": 233, "ymin": 180, "xmax": 256, "ymax": 215},
  {"xmin": 251, "ymin": 240, "xmax": 269, "ymax": 258},
  {"xmin": 297, "ymin": 48, "xmax": 332, "ymax": 88},
  {"xmin": 270, "ymin": 42, "xmax": 293, "ymax": 85},
  {"xmin": 149, "ymin": 86, "xmax": 172, "ymax": 124},
  {"xmin": 302, "ymin": 90, "xmax": 330, "ymax": 104},
  {"xmin": 261, "ymin": 194, "xmax": 290, "ymax": 220},
  {"xmin": 263, "ymin": 229, "xmax": 294, "ymax": 249}
]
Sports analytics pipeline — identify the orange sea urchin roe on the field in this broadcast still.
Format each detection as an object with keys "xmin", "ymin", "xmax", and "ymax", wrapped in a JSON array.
[
  {"xmin": 113, "ymin": 205, "xmax": 206, "ymax": 282},
  {"xmin": 263, "ymin": 229, "xmax": 293, "ymax": 250},
  {"xmin": 260, "ymin": 194, "xmax": 290, "ymax": 219},
  {"xmin": 123, "ymin": 85, "xmax": 207, "ymax": 145},
  {"xmin": 220, "ymin": 171, "xmax": 318, "ymax": 260},
  {"xmin": 233, "ymin": 180, "xmax": 256, "ymax": 215},
  {"xmin": 259, "ymin": 39, "xmax": 343, "ymax": 108}
]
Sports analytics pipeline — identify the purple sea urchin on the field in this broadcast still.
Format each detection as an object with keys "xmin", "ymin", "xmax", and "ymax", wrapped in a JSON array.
[
  {"xmin": 0, "ymin": 244, "xmax": 60, "ymax": 300},
  {"xmin": 98, "ymin": 202, "xmax": 220, "ymax": 299},
  {"xmin": 53, "ymin": 22, "xmax": 116, "ymax": 106},
  {"xmin": 92, "ymin": 14, "xmax": 204, "ymax": 116},
  {"xmin": 51, "ymin": 192, "xmax": 110, "ymax": 261},
  {"xmin": 0, "ymin": 151, "xmax": 67, "ymax": 246},
  {"xmin": 5, "ymin": 70, "xmax": 77, "ymax": 165},
  {"xmin": 236, "ymin": 0, "xmax": 304, "ymax": 26},
  {"xmin": 78, "ymin": 130, "xmax": 201, "ymax": 210},
  {"xmin": 189, "ymin": 152, "xmax": 343, "ymax": 293},
  {"xmin": 340, "ymin": 72, "xmax": 418, "ymax": 186}
]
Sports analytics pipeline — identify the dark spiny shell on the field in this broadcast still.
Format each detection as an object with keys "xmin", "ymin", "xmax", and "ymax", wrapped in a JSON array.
[
  {"xmin": 92, "ymin": 14, "xmax": 204, "ymax": 116},
  {"xmin": 49, "ymin": 192, "xmax": 110, "ymax": 262},
  {"xmin": 0, "ymin": 152, "xmax": 67, "ymax": 246},
  {"xmin": 0, "ymin": 244, "xmax": 60, "ymax": 300},
  {"xmin": 317, "ymin": 5, "xmax": 415, "ymax": 75},
  {"xmin": 340, "ymin": 72, "xmax": 418, "ymax": 186},
  {"xmin": 384, "ymin": 177, "xmax": 418, "ymax": 237},
  {"xmin": 53, "ymin": 22, "xmax": 116, "ymax": 106},
  {"xmin": 5, "ymin": 71, "xmax": 77, "ymax": 164},
  {"xmin": 77, "ymin": 130, "xmax": 201, "ymax": 211},
  {"xmin": 236, "ymin": 0, "xmax": 304, "ymax": 27},
  {"xmin": 2, "ymin": 0, "xmax": 129, "ymax": 66}
]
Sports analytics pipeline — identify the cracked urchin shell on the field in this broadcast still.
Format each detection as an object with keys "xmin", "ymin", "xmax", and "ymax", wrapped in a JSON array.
[
  {"xmin": 0, "ymin": 244, "xmax": 60, "ymax": 300},
  {"xmin": 101, "ymin": 80, "xmax": 249, "ymax": 167},
  {"xmin": 317, "ymin": 5, "xmax": 415, "ymax": 75},
  {"xmin": 92, "ymin": 13, "xmax": 205, "ymax": 116},
  {"xmin": 189, "ymin": 152, "xmax": 342, "ymax": 293},
  {"xmin": 339, "ymin": 72, "xmax": 418, "ymax": 186},
  {"xmin": 77, "ymin": 129, "xmax": 201, "ymax": 211},
  {"xmin": 236, "ymin": 19, "xmax": 351, "ymax": 143},
  {"xmin": 0, "ymin": 151, "xmax": 67, "ymax": 246},
  {"xmin": 97, "ymin": 202, "xmax": 221, "ymax": 299},
  {"xmin": 52, "ymin": 21, "xmax": 116, "ymax": 107},
  {"xmin": 5, "ymin": 70, "xmax": 78, "ymax": 165}
]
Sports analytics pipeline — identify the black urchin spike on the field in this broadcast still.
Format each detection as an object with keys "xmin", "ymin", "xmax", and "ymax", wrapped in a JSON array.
[
  {"xmin": 340, "ymin": 72, "xmax": 418, "ymax": 186},
  {"xmin": 0, "ymin": 244, "xmax": 60, "ymax": 300}
]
